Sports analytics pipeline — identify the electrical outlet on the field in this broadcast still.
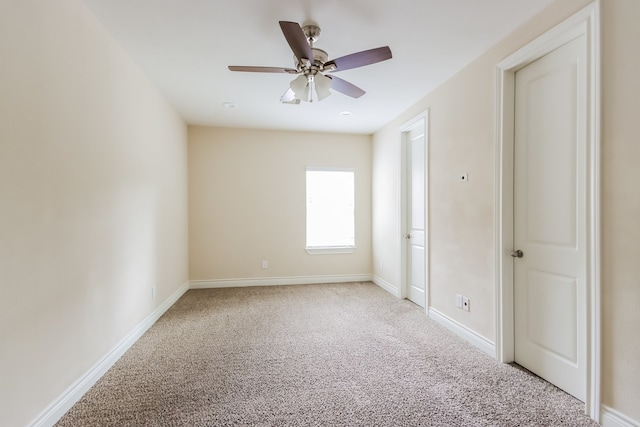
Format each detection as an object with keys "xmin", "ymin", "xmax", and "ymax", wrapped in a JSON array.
[
  {"xmin": 456, "ymin": 294, "xmax": 463, "ymax": 309},
  {"xmin": 462, "ymin": 297, "xmax": 470, "ymax": 312},
  {"xmin": 261, "ymin": 260, "xmax": 268, "ymax": 269},
  {"xmin": 459, "ymin": 173, "xmax": 469, "ymax": 182}
]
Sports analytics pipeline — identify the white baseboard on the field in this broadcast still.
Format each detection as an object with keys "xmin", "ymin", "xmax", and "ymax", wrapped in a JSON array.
[
  {"xmin": 601, "ymin": 405, "xmax": 640, "ymax": 427},
  {"xmin": 428, "ymin": 308, "xmax": 496, "ymax": 358},
  {"xmin": 29, "ymin": 282, "xmax": 190, "ymax": 427},
  {"xmin": 189, "ymin": 274, "xmax": 372, "ymax": 289},
  {"xmin": 371, "ymin": 275, "xmax": 400, "ymax": 297}
]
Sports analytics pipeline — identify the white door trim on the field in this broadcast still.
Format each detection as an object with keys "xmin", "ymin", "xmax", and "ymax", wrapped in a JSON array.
[
  {"xmin": 494, "ymin": 1, "xmax": 601, "ymax": 421},
  {"xmin": 399, "ymin": 111, "xmax": 429, "ymax": 312}
]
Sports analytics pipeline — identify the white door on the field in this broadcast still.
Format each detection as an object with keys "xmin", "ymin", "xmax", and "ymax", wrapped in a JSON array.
[
  {"xmin": 513, "ymin": 34, "xmax": 587, "ymax": 401},
  {"xmin": 406, "ymin": 126, "xmax": 426, "ymax": 307}
]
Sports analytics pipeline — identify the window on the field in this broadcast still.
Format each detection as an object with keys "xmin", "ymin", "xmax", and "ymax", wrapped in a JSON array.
[{"xmin": 306, "ymin": 168, "xmax": 355, "ymax": 253}]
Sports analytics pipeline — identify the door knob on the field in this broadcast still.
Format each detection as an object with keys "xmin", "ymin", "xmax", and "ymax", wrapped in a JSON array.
[
  {"xmin": 405, "ymin": 234, "xmax": 411, "ymax": 239},
  {"xmin": 510, "ymin": 249, "xmax": 524, "ymax": 258}
]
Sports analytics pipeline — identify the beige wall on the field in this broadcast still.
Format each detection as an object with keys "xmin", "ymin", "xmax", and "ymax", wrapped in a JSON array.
[
  {"xmin": 373, "ymin": 0, "xmax": 640, "ymax": 421},
  {"xmin": 0, "ymin": 1, "xmax": 188, "ymax": 426},
  {"xmin": 601, "ymin": 0, "xmax": 640, "ymax": 419},
  {"xmin": 189, "ymin": 126, "xmax": 372, "ymax": 281}
]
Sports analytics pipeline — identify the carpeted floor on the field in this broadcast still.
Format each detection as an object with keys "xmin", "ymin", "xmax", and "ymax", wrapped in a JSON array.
[{"xmin": 56, "ymin": 282, "xmax": 598, "ymax": 426}]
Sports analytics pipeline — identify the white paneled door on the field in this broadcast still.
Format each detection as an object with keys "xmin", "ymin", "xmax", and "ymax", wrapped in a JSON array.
[
  {"xmin": 513, "ymin": 33, "xmax": 587, "ymax": 401},
  {"xmin": 406, "ymin": 125, "xmax": 426, "ymax": 308}
]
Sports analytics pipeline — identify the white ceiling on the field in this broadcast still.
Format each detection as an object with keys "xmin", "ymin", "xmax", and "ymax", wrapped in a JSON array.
[{"xmin": 82, "ymin": 0, "xmax": 554, "ymax": 134}]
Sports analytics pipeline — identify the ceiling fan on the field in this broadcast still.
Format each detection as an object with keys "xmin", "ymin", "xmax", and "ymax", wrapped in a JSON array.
[{"xmin": 228, "ymin": 21, "xmax": 392, "ymax": 103}]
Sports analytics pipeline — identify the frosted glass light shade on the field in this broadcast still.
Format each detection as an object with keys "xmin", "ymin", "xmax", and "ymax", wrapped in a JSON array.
[
  {"xmin": 290, "ymin": 75, "xmax": 308, "ymax": 100},
  {"xmin": 290, "ymin": 74, "xmax": 332, "ymax": 102},
  {"xmin": 315, "ymin": 74, "xmax": 332, "ymax": 101}
]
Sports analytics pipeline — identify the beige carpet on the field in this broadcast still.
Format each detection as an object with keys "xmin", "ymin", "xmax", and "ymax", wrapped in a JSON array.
[{"xmin": 56, "ymin": 282, "xmax": 597, "ymax": 426}]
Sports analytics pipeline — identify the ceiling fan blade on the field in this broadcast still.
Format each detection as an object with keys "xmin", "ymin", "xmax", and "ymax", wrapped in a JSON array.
[
  {"xmin": 279, "ymin": 21, "xmax": 314, "ymax": 65},
  {"xmin": 328, "ymin": 75, "xmax": 366, "ymax": 98},
  {"xmin": 326, "ymin": 46, "xmax": 392, "ymax": 72},
  {"xmin": 228, "ymin": 66, "xmax": 298, "ymax": 74}
]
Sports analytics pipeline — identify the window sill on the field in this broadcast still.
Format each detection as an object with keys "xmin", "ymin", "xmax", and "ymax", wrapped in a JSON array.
[{"xmin": 305, "ymin": 246, "xmax": 356, "ymax": 255}]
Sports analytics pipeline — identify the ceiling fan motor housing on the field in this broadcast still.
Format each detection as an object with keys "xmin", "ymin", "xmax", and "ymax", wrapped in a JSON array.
[
  {"xmin": 312, "ymin": 48, "xmax": 328, "ymax": 64},
  {"xmin": 294, "ymin": 48, "xmax": 329, "ymax": 74}
]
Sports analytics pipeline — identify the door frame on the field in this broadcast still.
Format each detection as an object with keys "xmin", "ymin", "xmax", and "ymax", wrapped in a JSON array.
[
  {"xmin": 399, "ymin": 111, "xmax": 429, "ymax": 312},
  {"xmin": 494, "ymin": 2, "xmax": 601, "ymax": 420}
]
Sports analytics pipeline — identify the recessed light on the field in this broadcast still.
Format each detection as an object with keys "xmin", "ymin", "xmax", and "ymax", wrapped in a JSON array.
[
  {"xmin": 223, "ymin": 102, "xmax": 237, "ymax": 109},
  {"xmin": 340, "ymin": 111, "xmax": 352, "ymax": 116}
]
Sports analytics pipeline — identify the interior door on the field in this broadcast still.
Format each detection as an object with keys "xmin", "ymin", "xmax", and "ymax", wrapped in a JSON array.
[
  {"xmin": 407, "ymin": 126, "xmax": 426, "ymax": 308},
  {"xmin": 513, "ymin": 34, "xmax": 587, "ymax": 401}
]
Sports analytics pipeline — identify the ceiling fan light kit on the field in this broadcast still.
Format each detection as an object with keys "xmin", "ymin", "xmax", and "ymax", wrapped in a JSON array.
[{"xmin": 228, "ymin": 21, "xmax": 392, "ymax": 103}]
